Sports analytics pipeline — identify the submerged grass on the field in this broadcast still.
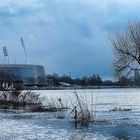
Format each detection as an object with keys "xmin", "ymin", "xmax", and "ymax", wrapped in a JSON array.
[
  {"xmin": 68, "ymin": 90, "xmax": 94, "ymax": 126},
  {"xmin": 0, "ymin": 89, "xmax": 114, "ymax": 127},
  {"xmin": 0, "ymin": 89, "xmax": 69, "ymax": 112}
]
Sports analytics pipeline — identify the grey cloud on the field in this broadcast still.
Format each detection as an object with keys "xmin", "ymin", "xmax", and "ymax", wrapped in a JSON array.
[{"xmin": 0, "ymin": 0, "xmax": 139, "ymax": 78}]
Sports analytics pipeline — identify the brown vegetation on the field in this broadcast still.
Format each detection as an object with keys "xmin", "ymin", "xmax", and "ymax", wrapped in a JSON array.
[
  {"xmin": 69, "ymin": 90, "xmax": 94, "ymax": 125},
  {"xmin": 0, "ymin": 89, "xmax": 68, "ymax": 112}
]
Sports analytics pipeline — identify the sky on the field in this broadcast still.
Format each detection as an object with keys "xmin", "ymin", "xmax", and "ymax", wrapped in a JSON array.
[{"xmin": 0, "ymin": 0, "xmax": 140, "ymax": 78}]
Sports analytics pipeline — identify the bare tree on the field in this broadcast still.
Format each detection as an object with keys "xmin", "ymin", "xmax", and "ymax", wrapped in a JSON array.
[{"xmin": 110, "ymin": 22, "xmax": 140, "ymax": 76}]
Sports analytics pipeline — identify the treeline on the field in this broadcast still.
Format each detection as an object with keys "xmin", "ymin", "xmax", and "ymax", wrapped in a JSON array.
[{"xmin": 46, "ymin": 74, "xmax": 139, "ymax": 88}]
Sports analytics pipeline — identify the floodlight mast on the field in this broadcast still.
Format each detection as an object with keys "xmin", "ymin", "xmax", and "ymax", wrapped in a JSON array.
[
  {"xmin": 3, "ymin": 46, "xmax": 9, "ymax": 64},
  {"xmin": 20, "ymin": 37, "xmax": 29, "ymax": 64}
]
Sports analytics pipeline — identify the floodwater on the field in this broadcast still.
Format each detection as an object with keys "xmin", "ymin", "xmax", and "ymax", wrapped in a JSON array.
[{"xmin": 0, "ymin": 88, "xmax": 140, "ymax": 140}]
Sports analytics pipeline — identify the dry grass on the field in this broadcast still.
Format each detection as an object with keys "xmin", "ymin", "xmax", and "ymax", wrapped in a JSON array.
[
  {"xmin": 0, "ymin": 89, "xmax": 69, "ymax": 112},
  {"xmin": 69, "ymin": 90, "xmax": 94, "ymax": 124}
]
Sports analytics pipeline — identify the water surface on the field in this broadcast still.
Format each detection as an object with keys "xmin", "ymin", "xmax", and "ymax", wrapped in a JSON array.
[{"xmin": 0, "ymin": 88, "xmax": 140, "ymax": 140}]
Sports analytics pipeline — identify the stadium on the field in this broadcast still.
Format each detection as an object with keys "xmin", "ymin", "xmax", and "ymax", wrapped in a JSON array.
[
  {"xmin": 0, "ymin": 64, "xmax": 46, "ymax": 88},
  {"xmin": 0, "ymin": 39, "xmax": 46, "ymax": 89}
]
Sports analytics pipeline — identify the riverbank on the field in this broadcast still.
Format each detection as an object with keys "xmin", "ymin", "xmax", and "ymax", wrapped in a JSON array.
[{"xmin": 16, "ymin": 85, "xmax": 139, "ymax": 90}]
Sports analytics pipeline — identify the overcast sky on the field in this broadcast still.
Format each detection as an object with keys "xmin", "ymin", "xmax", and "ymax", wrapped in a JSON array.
[{"xmin": 0, "ymin": 0, "xmax": 139, "ymax": 78}]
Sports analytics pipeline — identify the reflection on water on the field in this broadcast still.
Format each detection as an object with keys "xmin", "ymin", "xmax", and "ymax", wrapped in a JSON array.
[
  {"xmin": 112, "ymin": 128, "xmax": 130, "ymax": 140},
  {"xmin": 0, "ymin": 88, "xmax": 140, "ymax": 140}
]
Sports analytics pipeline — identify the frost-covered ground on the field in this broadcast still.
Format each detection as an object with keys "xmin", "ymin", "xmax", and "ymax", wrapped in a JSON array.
[{"xmin": 0, "ymin": 88, "xmax": 140, "ymax": 140}]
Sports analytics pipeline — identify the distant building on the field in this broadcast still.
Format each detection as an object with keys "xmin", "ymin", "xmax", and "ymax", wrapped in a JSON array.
[{"xmin": 0, "ymin": 64, "xmax": 46, "ymax": 88}]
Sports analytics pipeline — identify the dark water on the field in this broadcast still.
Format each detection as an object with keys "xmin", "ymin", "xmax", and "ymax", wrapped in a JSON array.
[{"xmin": 0, "ymin": 89, "xmax": 140, "ymax": 140}]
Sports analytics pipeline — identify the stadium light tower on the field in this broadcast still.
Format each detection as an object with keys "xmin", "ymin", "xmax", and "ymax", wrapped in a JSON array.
[
  {"xmin": 3, "ymin": 46, "xmax": 9, "ymax": 64},
  {"xmin": 20, "ymin": 37, "xmax": 29, "ymax": 64}
]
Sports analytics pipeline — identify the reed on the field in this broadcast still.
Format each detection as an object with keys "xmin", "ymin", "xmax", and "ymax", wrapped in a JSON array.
[
  {"xmin": 0, "ymin": 89, "xmax": 69, "ymax": 112},
  {"xmin": 69, "ymin": 90, "xmax": 94, "ymax": 125}
]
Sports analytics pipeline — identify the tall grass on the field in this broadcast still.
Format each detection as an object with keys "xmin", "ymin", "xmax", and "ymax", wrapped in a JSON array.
[
  {"xmin": 0, "ymin": 90, "xmax": 41, "ymax": 106},
  {"xmin": 0, "ymin": 89, "xmax": 68, "ymax": 112},
  {"xmin": 70, "ymin": 90, "xmax": 94, "ymax": 124}
]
